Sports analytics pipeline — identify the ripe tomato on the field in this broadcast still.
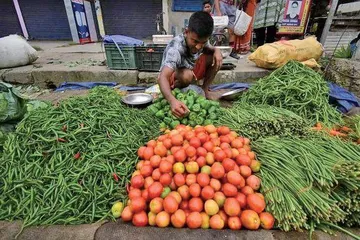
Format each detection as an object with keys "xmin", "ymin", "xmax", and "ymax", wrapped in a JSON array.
[
  {"xmin": 224, "ymin": 198, "xmax": 241, "ymax": 217},
  {"xmin": 247, "ymin": 193, "xmax": 266, "ymax": 213},
  {"xmin": 129, "ymin": 197, "xmax": 146, "ymax": 213},
  {"xmin": 203, "ymin": 141, "xmax": 215, "ymax": 152},
  {"xmin": 197, "ymin": 147, "xmax": 207, "ymax": 157},
  {"xmin": 131, "ymin": 175, "xmax": 144, "ymax": 189},
  {"xmin": 159, "ymin": 160, "xmax": 172, "ymax": 173},
  {"xmin": 189, "ymin": 197, "xmax": 204, "ymax": 212},
  {"xmin": 187, "ymin": 212, "xmax": 202, "ymax": 229},
  {"xmin": 189, "ymin": 137, "xmax": 201, "ymax": 148},
  {"xmin": 143, "ymin": 147, "xmax": 154, "ymax": 160},
  {"xmin": 132, "ymin": 211, "xmax": 148, "ymax": 227},
  {"xmin": 222, "ymin": 158, "xmax": 236, "ymax": 172},
  {"xmin": 236, "ymin": 154, "xmax": 252, "ymax": 166},
  {"xmin": 185, "ymin": 146, "xmax": 197, "ymax": 157},
  {"xmin": 163, "ymin": 195, "xmax": 179, "ymax": 214},
  {"xmin": 174, "ymin": 148, "xmax": 187, "ymax": 162},
  {"xmin": 197, "ymin": 173, "xmax": 210, "ymax": 187},
  {"xmin": 201, "ymin": 186, "xmax": 215, "ymax": 200},
  {"xmin": 210, "ymin": 162, "xmax": 225, "ymax": 179},
  {"xmin": 148, "ymin": 182, "xmax": 164, "ymax": 199},
  {"xmin": 171, "ymin": 134, "xmax": 184, "ymax": 146},
  {"xmin": 222, "ymin": 183, "xmax": 238, "ymax": 197},
  {"xmin": 159, "ymin": 173, "xmax": 172, "ymax": 186},
  {"xmin": 189, "ymin": 183, "xmax": 201, "ymax": 197},
  {"xmin": 217, "ymin": 126, "xmax": 230, "ymax": 136}
]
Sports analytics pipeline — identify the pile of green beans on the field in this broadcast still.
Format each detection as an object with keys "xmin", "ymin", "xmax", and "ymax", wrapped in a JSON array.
[
  {"xmin": 0, "ymin": 87, "xmax": 160, "ymax": 228},
  {"xmin": 215, "ymin": 103, "xmax": 310, "ymax": 140},
  {"xmin": 240, "ymin": 61, "xmax": 343, "ymax": 126},
  {"xmin": 252, "ymin": 136, "xmax": 360, "ymax": 231}
]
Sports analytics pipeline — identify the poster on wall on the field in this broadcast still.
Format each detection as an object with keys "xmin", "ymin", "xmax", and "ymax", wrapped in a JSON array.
[
  {"xmin": 71, "ymin": 0, "xmax": 91, "ymax": 44},
  {"xmin": 278, "ymin": 0, "xmax": 311, "ymax": 35}
]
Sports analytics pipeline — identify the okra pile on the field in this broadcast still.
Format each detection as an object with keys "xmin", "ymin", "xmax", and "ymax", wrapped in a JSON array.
[
  {"xmin": 0, "ymin": 87, "xmax": 161, "ymax": 228},
  {"xmin": 148, "ymin": 89, "xmax": 221, "ymax": 129}
]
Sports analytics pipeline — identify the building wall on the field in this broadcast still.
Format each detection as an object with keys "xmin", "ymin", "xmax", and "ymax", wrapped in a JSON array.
[
  {"xmin": 101, "ymin": 0, "xmax": 162, "ymax": 39},
  {"xmin": 0, "ymin": 0, "xmax": 22, "ymax": 37},
  {"xmin": 164, "ymin": 0, "xmax": 194, "ymax": 36},
  {"xmin": 19, "ymin": 0, "xmax": 72, "ymax": 40}
]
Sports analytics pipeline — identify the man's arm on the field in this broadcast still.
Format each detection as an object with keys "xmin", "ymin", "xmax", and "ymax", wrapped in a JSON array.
[
  {"xmin": 158, "ymin": 66, "xmax": 189, "ymax": 118},
  {"xmin": 202, "ymin": 44, "xmax": 223, "ymax": 99},
  {"xmin": 214, "ymin": 0, "xmax": 222, "ymax": 16},
  {"xmin": 203, "ymin": 45, "xmax": 223, "ymax": 72}
]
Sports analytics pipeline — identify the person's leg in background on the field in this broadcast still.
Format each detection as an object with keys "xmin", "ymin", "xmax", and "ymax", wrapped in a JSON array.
[
  {"xmin": 265, "ymin": 25, "xmax": 277, "ymax": 43},
  {"xmin": 220, "ymin": 1, "xmax": 240, "ymax": 59},
  {"xmin": 254, "ymin": 27, "xmax": 266, "ymax": 46},
  {"xmin": 234, "ymin": 0, "xmax": 257, "ymax": 54}
]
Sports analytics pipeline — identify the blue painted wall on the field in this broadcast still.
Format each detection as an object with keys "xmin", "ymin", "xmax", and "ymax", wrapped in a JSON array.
[
  {"xmin": 19, "ymin": 0, "xmax": 72, "ymax": 40},
  {"xmin": 101, "ymin": 0, "xmax": 162, "ymax": 39},
  {"xmin": 0, "ymin": 0, "xmax": 22, "ymax": 37}
]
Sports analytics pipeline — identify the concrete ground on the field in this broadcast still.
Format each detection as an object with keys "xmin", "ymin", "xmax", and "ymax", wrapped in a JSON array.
[
  {"xmin": 0, "ymin": 41, "xmax": 268, "ymax": 89},
  {"xmin": 1, "ymin": 220, "xmax": 359, "ymax": 240}
]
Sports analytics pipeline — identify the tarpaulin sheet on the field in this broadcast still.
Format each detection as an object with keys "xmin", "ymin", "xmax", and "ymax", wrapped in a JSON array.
[{"xmin": 103, "ymin": 35, "xmax": 144, "ymax": 46}]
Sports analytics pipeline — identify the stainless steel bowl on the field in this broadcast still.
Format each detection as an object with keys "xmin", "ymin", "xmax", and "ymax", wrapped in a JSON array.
[
  {"xmin": 122, "ymin": 93, "xmax": 154, "ymax": 107},
  {"xmin": 215, "ymin": 46, "xmax": 233, "ymax": 58},
  {"xmin": 220, "ymin": 89, "xmax": 246, "ymax": 101}
]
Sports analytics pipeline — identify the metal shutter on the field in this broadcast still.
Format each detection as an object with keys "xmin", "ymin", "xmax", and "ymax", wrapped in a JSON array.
[
  {"xmin": 19, "ymin": 0, "xmax": 72, "ymax": 40},
  {"xmin": 0, "ymin": 0, "xmax": 22, "ymax": 37},
  {"xmin": 101, "ymin": 0, "xmax": 162, "ymax": 39},
  {"xmin": 172, "ymin": 0, "xmax": 203, "ymax": 12}
]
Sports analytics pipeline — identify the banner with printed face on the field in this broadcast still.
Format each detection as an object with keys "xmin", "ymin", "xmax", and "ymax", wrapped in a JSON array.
[{"xmin": 278, "ymin": 0, "xmax": 311, "ymax": 35}]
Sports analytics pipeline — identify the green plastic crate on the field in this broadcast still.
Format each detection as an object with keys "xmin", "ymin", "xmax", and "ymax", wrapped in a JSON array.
[
  {"xmin": 104, "ymin": 44, "xmax": 137, "ymax": 70},
  {"xmin": 135, "ymin": 45, "xmax": 166, "ymax": 71}
]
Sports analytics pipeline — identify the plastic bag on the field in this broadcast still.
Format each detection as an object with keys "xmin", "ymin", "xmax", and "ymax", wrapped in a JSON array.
[
  {"xmin": 234, "ymin": 9, "xmax": 252, "ymax": 36},
  {"xmin": 0, "ymin": 35, "xmax": 38, "ymax": 69},
  {"xmin": 0, "ymin": 82, "xmax": 27, "ymax": 123},
  {"xmin": 248, "ymin": 37, "xmax": 323, "ymax": 69},
  {"xmin": 301, "ymin": 58, "xmax": 321, "ymax": 69}
]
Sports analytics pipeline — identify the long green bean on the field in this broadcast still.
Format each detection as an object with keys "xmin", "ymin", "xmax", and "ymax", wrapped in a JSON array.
[{"xmin": 0, "ymin": 87, "xmax": 161, "ymax": 228}]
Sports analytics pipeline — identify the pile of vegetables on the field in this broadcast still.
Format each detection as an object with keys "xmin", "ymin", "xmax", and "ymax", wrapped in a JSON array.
[
  {"xmin": 148, "ymin": 89, "xmax": 220, "ymax": 129},
  {"xmin": 216, "ymin": 103, "xmax": 309, "ymax": 140},
  {"xmin": 252, "ymin": 136, "xmax": 360, "ymax": 238},
  {"xmin": 240, "ymin": 61, "xmax": 342, "ymax": 126},
  {"xmin": 0, "ymin": 87, "xmax": 160, "ymax": 229},
  {"xmin": 120, "ymin": 125, "xmax": 275, "ymax": 230}
]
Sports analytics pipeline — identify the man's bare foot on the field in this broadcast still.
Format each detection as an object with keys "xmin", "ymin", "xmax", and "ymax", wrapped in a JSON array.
[{"xmin": 205, "ymin": 90, "xmax": 220, "ymax": 101}]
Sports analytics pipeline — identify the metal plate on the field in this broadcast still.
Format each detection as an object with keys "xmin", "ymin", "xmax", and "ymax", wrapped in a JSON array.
[
  {"xmin": 220, "ymin": 89, "xmax": 246, "ymax": 101},
  {"xmin": 122, "ymin": 93, "xmax": 153, "ymax": 106},
  {"xmin": 215, "ymin": 46, "xmax": 232, "ymax": 58}
]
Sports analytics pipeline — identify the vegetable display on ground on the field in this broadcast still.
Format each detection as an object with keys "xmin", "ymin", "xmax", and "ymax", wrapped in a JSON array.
[
  {"xmin": 240, "ymin": 61, "xmax": 342, "ymax": 126},
  {"xmin": 215, "ymin": 103, "xmax": 309, "ymax": 140},
  {"xmin": 252, "ymin": 136, "xmax": 360, "ymax": 237},
  {"xmin": 0, "ymin": 87, "xmax": 160, "ymax": 229},
  {"xmin": 148, "ymin": 89, "xmax": 220, "ymax": 129},
  {"xmin": 120, "ymin": 125, "xmax": 275, "ymax": 230}
]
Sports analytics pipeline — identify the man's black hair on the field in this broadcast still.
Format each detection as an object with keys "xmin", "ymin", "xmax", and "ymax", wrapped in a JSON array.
[
  {"xmin": 291, "ymin": 1, "xmax": 299, "ymax": 7},
  {"xmin": 203, "ymin": 0, "xmax": 212, "ymax": 6},
  {"xmin": 188, "ymin": 11, "xmax": 214, "ymax": 38}
]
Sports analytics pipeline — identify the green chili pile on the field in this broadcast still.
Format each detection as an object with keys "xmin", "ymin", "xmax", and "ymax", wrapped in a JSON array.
[
  {"xmin": 0, "ymin": 87, "xmax": 160, "ymax": 228},
  {"xmin": 148, "ymin": 88, "xmax": 220, "ymax": 129},
  {"xmin": 240, "ymin": 61, "xmax": 342, "ymax": 126},
  {"xmin": 252, "ymin": 136, "xmax": 360, "ymax": 235},
  {"xmin": 215, "ymin": 103, "xmax": 310, "ymax": 140}
]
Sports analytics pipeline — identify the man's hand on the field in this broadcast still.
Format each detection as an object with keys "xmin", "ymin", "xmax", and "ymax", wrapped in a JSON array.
[
  {"xmin": 170, "ymin": 99, "xmax": 190, "ymax": 118},
  {"xmin": 212, "ymin": 49, "xmax": 223, "ymax": 72}
]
